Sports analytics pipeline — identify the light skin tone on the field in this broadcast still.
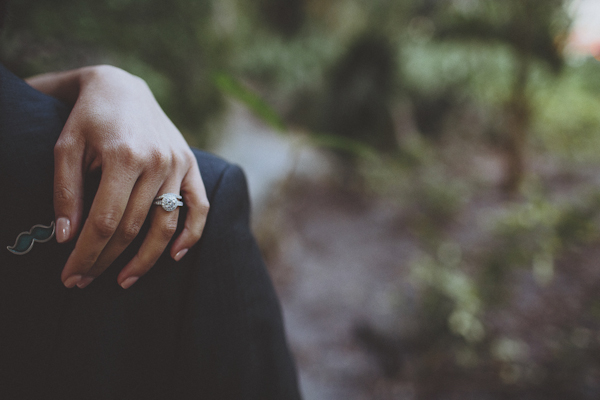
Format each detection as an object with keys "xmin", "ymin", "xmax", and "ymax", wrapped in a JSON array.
[{"xmin": 26, "ymin": 65, "xmax": 210, "ymax": 289}]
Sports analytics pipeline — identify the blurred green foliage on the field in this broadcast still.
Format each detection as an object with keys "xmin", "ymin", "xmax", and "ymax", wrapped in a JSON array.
[
  {"xmin": 214, "ymin": 71, "xmax": 286, "ymax": 131},
  {"xmin": 3, "ymin": 0, "xmax": 596, "ymax": 165},
  {"xmin": 1, "ymin": 0, "xmax": 226, "ymax": 143},
  {"xmin": 374, "ymin": 154, "xmax": 600, "ymax": 397},
  {"xmin": 532, "ymin": 58, "xmax": 600, "ymax": 162}
]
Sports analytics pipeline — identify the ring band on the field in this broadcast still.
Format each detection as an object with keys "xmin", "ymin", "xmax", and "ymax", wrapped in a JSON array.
[{"xmin": 154, "ymin": 193, "xmax": 184, "ymax": 212}]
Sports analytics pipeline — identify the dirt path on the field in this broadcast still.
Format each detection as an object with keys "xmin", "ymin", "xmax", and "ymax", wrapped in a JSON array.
[{"xmin": 268, "ymin": 184, "xmax": 419, "ymax": 400}]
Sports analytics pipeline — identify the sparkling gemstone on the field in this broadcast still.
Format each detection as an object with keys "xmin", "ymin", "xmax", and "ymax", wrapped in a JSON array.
[{"xmin": 162, "ymin": 195, "xmax": 178, "ymax": 212}]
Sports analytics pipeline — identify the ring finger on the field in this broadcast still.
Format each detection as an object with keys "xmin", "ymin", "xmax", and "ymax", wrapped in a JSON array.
[{"xmin": 116, "ymin": 182, "xmax": 184, "ymax": 289}]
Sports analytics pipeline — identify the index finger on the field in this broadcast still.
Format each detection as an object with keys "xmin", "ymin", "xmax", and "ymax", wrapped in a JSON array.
[{"xmin": 61, "ymin": 165, "xmax": 137, "ymax": 288}]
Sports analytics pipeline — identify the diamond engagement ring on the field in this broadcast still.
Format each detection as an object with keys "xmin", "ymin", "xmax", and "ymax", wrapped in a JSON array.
[{"xmin": 154, "ymin": 193, "xmax": 184, "ymax": 212}]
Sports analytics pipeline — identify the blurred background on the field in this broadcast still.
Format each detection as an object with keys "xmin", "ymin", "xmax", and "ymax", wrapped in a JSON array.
[{"xmin": 3, "ymin": 0, "xmax": 600, "ymax": 398}]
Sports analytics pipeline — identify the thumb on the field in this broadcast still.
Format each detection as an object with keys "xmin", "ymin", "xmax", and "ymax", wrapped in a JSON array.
[{"xmin": 54, "ymin": 135, "xmax": 85, "ymax": 243}]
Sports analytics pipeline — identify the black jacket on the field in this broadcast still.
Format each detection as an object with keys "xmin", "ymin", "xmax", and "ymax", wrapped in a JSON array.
[{"xmin": 0, "ymin": 64, "xmax": 301, "ymax": 400}]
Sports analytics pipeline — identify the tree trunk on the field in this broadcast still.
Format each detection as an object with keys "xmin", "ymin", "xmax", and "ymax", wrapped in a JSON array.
[{"xmin": 502, "ymin": 55, "xmax": 530, "ymax": 194}]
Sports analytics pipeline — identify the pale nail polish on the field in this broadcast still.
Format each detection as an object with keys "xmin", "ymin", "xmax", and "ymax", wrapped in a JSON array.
[
  {"xmin": 121, "ymin": 276, "xmax": 139, "ymax": 289},
  {"xmin": 76, "ymin": 276, "xmax": 95, "ymax": 289},
  {"xmin": 174, "ymin": 248, "xmax": 189, "ymax": 261},
  {"xmin": 64, "ymin": 275, "xmax": 82, "ymax": 288},
  {"xmin": 56, "ymin": 217, "xmax": 71, "ymax": 243}
]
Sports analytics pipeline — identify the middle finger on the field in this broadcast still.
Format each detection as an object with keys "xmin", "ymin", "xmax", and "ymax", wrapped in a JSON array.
[
  {"xmin": 83, "ymin": 174, "xmax": 161, "ymax": 283},
  {"xmin": 61, "ymin": 165, "xmax": 137, "ymax": 288}
]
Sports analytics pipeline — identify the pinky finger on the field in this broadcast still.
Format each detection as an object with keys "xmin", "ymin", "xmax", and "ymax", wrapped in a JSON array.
[{"xmin": 170, "ymin": 163, "xmax": 209, "ymax": 261}]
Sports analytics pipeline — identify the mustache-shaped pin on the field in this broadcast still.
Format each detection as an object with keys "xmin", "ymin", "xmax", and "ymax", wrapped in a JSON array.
[{"xmin": 7, "ymin": 221, "xmax": 55, "ymax": 255}]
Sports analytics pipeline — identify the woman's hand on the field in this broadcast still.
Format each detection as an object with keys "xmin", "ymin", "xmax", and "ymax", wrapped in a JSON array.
[{"xmin": 26, "ymin": 65, "xmax": 209, "ymax": 289}]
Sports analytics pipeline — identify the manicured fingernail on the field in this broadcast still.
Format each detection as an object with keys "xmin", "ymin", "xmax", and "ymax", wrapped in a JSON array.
[
  {"xmin": 174, "ymin": 248, "xmax": 189, "ymax": 261},
  {"xmin": 76, "ymin": 276, "xmax": 94, "ymax": 289},
  {"xmin": 56, "ymin": 217, "xmax": 71, "ymax": 243},
  {"xmin": 64, "ymin": 274, "xmax": 82, "ymax": 288},
  {"xmin": 121, "ymin": 276, "xmax": 139, "ymax": 289}
]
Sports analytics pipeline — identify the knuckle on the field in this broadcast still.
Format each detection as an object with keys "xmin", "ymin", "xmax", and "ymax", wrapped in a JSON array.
[
  {"xmin": 120, "ymin": 220, "xmax": 142, "ymax": 242},
  {"xmin": 54, "ymin": 140, "xmax": 69, "ymax": 157},
  {"xmin": 197, "ymin": 200, "xmax": 210, "ymax": 216},
  {"xmin": 122, "ymin": 146, "xmax": 139, "ymax": 164},
  {"xmin": 92, "ymin": 212, "xmax": 121, "ymax": 239},
  {"xmin": 54, "ymin": 184, "xmax": 76, "ymax": 205},
  {"xmin": 54, "ymin": 135, "xmax": 78, "ymax": 155},
  {"xmin": 183, "ymin": 150, "xmax": 196, "ymax": 166},
  {"xmin": 150, "ymin": 149, "xmax": 171, "ymax": 170},
  {"xmin": 111, "ymin": 144, "xmax": 141, "ymax": 168},
  {"xmin": 160, "ymin": 219, "xmax": 178, "ymax": 239},
  {"xmin": 187, "ymin": 228, "xmax": 203, "ymax": 243}
]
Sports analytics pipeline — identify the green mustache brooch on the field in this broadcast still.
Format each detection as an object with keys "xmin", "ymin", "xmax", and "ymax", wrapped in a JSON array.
[{"xmin": 7, "ymin": 221, "xmax": 56, "ymax": 255}]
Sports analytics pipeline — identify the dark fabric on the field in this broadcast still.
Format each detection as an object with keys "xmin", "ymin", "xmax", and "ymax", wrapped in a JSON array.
[{"xmin": 0, "ymin": 63, "xmax": 301, "ymax": 400}]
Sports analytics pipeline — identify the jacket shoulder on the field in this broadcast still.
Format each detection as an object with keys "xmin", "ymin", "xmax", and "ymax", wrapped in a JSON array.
[{"xmin": 191, "ymin": 148, "xmax": 243, "ymax": 200}]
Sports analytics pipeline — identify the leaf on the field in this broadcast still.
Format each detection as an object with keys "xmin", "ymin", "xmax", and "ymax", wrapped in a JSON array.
[
  {"xmin": 309, "ymin": 132, "xmax": 379, "ymax": 160},
  {"xmin": 213, "ymin": 72, "xmax": 286, "ymax": 131}
]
